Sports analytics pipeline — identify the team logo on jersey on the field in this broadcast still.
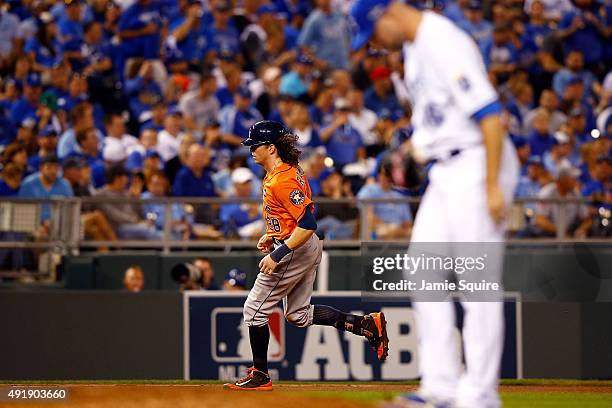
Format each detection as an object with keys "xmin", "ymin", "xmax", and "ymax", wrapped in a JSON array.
[
  {"xmin": 211, "ymin": 307, "xmax": 285, "ymax": 362},
  {"xmin": 289, "ymin": 189, "xmax": 305, "ymax": 206},
  {"xmin": 424, "ymin": 103, "xmax": 445, "ymax": 127}
]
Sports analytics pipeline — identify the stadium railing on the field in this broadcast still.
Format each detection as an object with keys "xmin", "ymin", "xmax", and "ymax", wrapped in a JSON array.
[{"xmin": 0, "ymin": 196, "xmax": 610, "ymax": 279}]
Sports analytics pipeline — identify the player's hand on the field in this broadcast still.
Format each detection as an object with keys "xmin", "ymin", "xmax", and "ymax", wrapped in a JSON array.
[
  {"xmin": 487, "ymin": 184, "xmax": 506, "ymax": 225},
  {"xmin": 259, "ymin": 254, "xmax": 278, "ymax": 275},
  {"xmin": 257, "ymin": 234, "xmax": 273, "ymax": 253}
]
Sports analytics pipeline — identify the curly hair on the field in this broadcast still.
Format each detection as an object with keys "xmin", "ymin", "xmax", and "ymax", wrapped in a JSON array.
[{"xmin": 274, "ymin": 133, "xmax": 301, "ymax": 167}]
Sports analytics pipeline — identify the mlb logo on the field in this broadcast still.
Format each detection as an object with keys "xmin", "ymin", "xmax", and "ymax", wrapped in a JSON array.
[{"xmin": 211, "ymin": 307, "xmax": 285, "ymax": 362}]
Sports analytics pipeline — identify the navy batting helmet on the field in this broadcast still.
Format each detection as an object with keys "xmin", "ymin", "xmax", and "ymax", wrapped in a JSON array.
[{"xmin": 242, "ymin": 120, "xmax": 287, "ymax": 147}]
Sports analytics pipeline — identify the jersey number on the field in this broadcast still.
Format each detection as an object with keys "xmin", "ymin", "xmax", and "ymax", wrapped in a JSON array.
[{"xmin": 266, "ymin": 216, "xmax": 281, "ymax": 233}]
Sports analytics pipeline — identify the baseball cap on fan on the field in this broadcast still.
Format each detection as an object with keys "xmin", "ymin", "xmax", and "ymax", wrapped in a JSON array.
[
  {"xmin": 231, "ymin": 167, "xmax": 254, "ymax": 184},
  {"xmin": 350, "ymin": 0, "xmax": 392, "ymax": 51}
]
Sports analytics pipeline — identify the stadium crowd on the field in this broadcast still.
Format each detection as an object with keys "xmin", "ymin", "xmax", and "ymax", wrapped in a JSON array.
[{"xmin": 0, "ymin": 0, "xmax": 610, "ymax": 242}]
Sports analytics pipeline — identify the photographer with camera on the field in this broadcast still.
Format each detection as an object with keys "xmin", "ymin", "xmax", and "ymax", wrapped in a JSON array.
[{"xmin": 171, "ymin": 257, "xmax": 219, "ymax": 291}]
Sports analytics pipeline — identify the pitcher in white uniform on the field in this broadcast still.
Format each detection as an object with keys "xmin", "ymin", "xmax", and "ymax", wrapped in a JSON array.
[{"xmin": 351, "ymin": 1, "xmax": 519, "ymax": 407}]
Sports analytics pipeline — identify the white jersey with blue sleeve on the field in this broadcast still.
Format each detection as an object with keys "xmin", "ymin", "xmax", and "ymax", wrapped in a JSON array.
[{"xmin": 404, "ymin": 11, "xmax": 501, "ymax": 161}]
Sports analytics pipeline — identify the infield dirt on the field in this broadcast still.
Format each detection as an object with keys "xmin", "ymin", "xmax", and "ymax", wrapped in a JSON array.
[{"xmin": 2, "ymin": 383, "xmax": 612, "ymax": 408}]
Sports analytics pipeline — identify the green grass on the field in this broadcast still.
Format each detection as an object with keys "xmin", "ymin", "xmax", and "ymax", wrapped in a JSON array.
[
  {"xmin": 502, "ymin": 393, "xmax": 612, "ymax": 408},
  {"xmin": 299, "ymin": 390, "xmax": 612, "ymax": 407}
]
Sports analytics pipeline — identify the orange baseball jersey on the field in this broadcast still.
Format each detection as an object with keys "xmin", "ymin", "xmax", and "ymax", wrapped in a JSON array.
[{"xmin": 262, "ymin": 163, "xmax": 313, "ymax": 240}]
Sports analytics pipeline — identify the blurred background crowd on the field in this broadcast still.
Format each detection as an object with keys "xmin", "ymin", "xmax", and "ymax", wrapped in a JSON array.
[{"xmin": 0, "ymin": 0, "xmax": 610, "ymax": 244}]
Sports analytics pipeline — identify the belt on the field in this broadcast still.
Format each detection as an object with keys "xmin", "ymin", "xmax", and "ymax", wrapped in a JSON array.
[{"xmin": 427, "ymin": 148, "xmax": 462, "ymax": 166}]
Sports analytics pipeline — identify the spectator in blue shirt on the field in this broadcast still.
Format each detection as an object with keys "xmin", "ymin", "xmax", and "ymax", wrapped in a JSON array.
[
  {"xmin": 297, "ymin": 0, "xmax": 350, "ymax": 69},
  {"xmin": 124, "ymin": 60, "xmax": 163, "ymax": 124},
  {"xmin": 524, "ymin": 0, "xmax": 553, "ymax": 51},
  {"xmin": 444, "ymin": 0, "xmax": 469, "ymax": 25},
  {"xmin": 205, "ymin": 0, "xmax": 240, "ymax": 56},
  {"xmin": 219, "ymin": 167, "xmax": 263, "ymax": 238},
  {"xmin": 567, "ymin": 107, "xmax": 593, "ymax": 145},
  {"xmin": 543, "ymin": 131, "xmax": 575, "ymax": 178},
  {"xmin": 172, "ymin": 143, "xmax": 216, "ymax": 197},
  {"xmin": 28, "ymin": 126, "xmax": 58, "ymax": 171},
  {"xmin": 320, "ymin": 98, "xmax": 365, "ymax": 168},
  {"xmin": 58, "ymin": 0, "xmax": 85, "ymax": 70},
  {"xmin": 172, "ymin": 143, "xmax": 218, "ymax": 225},
  {"xmin": 557, "ymin": 0, "xmax": 607, "ymax": 68},
  {"xmin": 582, "ymin": 156, "xmax": 612, "ymax": 200},
  {"xmin": 58, "ymin": 102, "xmax": 103, "ymax": 158},
  {"xmin": 19, "ymin": 154, "xmax": 74, "ymax": 221},
  {"xmin": 117, "ymin": 0, "xmax": 161, "ymax": 69},
  {"xmin": 458, "ymin": 1, "xmax": 492, "ymax": 54},
  {"xmin": 0, "ymin": 4, "xmax": 20, "ymax": 61},
  {"xmin": 215, "ymin": 59, "xmax": 243, "ymax": 108},
  {"xmin": 24, "ymin": 12, "xmax": 61, "ymax": 72},
  {"xmin": 278, "ymin": 53, "xmax": 313, "ymax": 101},
  {"xmin": 81, "ymin": 20, "xmax": 114, "ymax": 77},
  {"xmin": 482, "ymin": 23, "xmax": 519, "ymax": 83},
  {"xmin": 553, "ymin": 50, "xmax": 600, "ymax": 101},
  {"xmin": 528, "ymin": 109, "xmax": 555, "ymax": 156},
  {"xmin": 168, "ymin": 0, "xmax": 209, "ymax": 66},
  {"xmin": 142, "ymin": 170, "xmax": 190, "ymax": 239},
  {"xmin": 9, "ymin": 74, "xmax": 42, "ymax": 131},
  {"xmin": 364, "ymin": 66, "xmax": 401, "ymax": 115},
  {"xmin": 516, "ymin": 155, "xmax": 545, "ymax": 213},
  {"xmin": 219, "ymin": 86, "xmax": 263, "ymax": 148},
  {"xmin": 356, "ymin": 163, "xmax": 412, "ymax": 239}
]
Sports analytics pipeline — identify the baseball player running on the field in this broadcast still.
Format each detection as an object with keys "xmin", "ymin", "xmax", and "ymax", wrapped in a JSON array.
[
  {"xmin": 224, "ymin": 120, "xmax": 389, "ymax": 391},
  {"xmin": 351, "ymin": 1, "xmax": 519, "ymax": 408}
]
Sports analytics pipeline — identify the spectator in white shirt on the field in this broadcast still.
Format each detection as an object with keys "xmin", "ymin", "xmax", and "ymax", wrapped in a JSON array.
[
  {"xmin": 348, "ymin": 88, "xmax": 378, "ymax": 156},
  {"xmin": 157, "ymin": 106, "xmax": 187, "ymax": 162}
]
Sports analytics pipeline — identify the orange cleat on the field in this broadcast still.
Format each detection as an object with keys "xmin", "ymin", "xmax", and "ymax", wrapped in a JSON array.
[
  {"xmin": 363, "ymin": 312, "xmax": 390, "ymax": 361},
  {"xmin": 223, "ymin": 367, "xmax": 273, "ymax": 391}
]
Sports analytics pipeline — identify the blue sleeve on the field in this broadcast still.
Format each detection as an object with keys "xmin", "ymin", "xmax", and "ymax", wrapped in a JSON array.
[
  {"xmin": 372, "ymin": 152, "xmax": 385, "ymax": 178},
  {"xmin": 558, "ymin": 12, "xmax": 573, "ymax": 30},
  {"xmin": 471, "ymin": 100, "xmax": 502, "ymax": 122},
  {"xmin": 171, "ymin": 203, "xmax": 185, "ymax": 221},
  {"xmin": 310, "ymin": 129, "xmax": 322, "ymax": 147},
  {"xmin": 60, "ymin": 179, "xmax": 74, "ymax": 196},
  {"xmin": 172, "ymin": 172, "xmax": 186, "ymax": 196},
  {"xmin": 118, "ymin": 7, "xmax": 136, "ymax": 31},
  {"xmin": 552, "ymin": 72, "xmax": 566, "ymax": 96},
  {"xmin": 401, "ymin": 204, "xmax": 413, "ymax": 222},
  {"xmin": 297, "ymin": 207, "xmax": 317, "ymax": 230},
  {"xmin": 481, "ymin": 42, "xmax": 492, "ymax": 68},
  {"xmin": 219, "ymin": 204, "xmax": 233, "ymax": 223},
  {"xmin": 297, "ymin": 14, "xmax": 317, "ymax": 48},
  {"xmin": 219, "ymin": 106, "xmax": 234, "ymax": 134},
  {"xmin": 18, "ymin": 179, "xmax": 34, "ymax": 197},
  {"xmin": 169, "ymin": 15, "xmax": 186, "ymax": 31},
  {"xmin": 24, "ymin": 38, "xmax": 37, "ymax": 54},
  {"xmin": 124, "ymin": 75, "xmax": 145, "ymax": 95}
]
